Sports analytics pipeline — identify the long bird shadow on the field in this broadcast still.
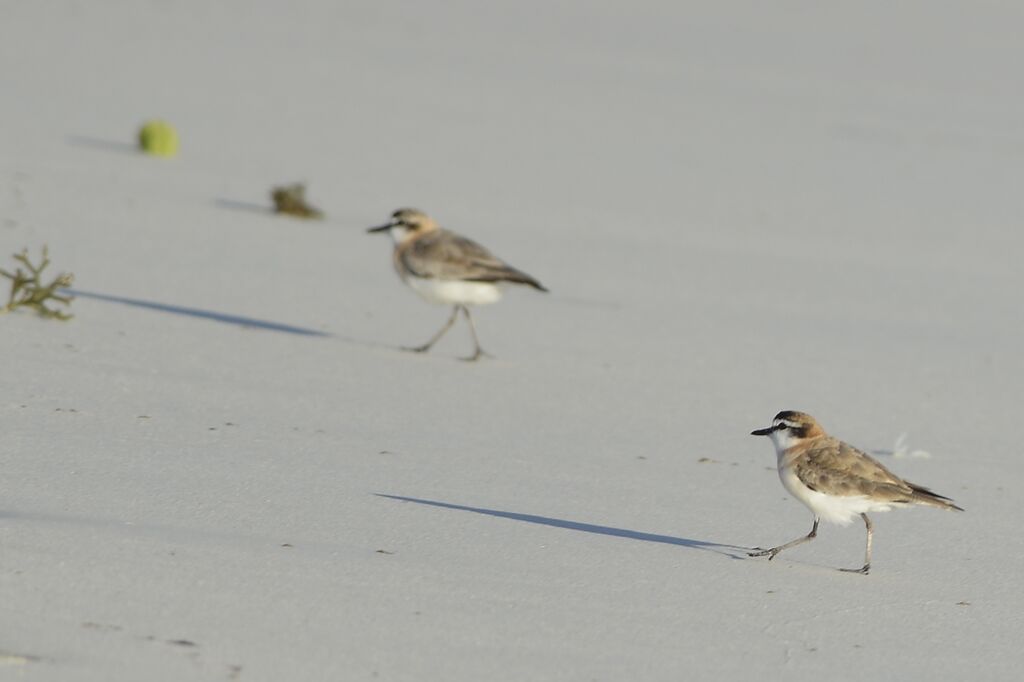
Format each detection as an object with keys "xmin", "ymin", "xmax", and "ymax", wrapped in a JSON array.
[
  {"xmin": 376, "ymin": 494, "xmax": 749, "ymax": 558},
  {"xmin": 67, "ymin": 289, "xmax": 405, "ymax": 352},
  {"xmin": 66, "ymin": 289, "xmax": 474, "ymax": 355},
  {"xmin": 68, "ymin": 289, "xmax": 331, "ymax": 337}
]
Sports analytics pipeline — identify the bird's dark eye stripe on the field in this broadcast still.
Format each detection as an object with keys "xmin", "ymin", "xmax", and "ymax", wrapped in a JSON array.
[{"xmin": 772, "ymin": 422, "xmax": 807, "ymax": 436}]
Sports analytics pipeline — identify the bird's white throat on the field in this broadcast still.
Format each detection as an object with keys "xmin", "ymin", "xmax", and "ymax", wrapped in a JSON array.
[
  {"xmin": 767, "ymin": 428, "xmax": 802, "ymax": 455},
  {"xmin": 387, "ymin": 225, "xmax": 411, "ymax": 243}
]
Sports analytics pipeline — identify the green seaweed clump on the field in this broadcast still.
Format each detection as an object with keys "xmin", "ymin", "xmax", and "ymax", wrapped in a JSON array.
[
  {"xmin": 271, "ymin": 183, "xmax": 324, "ymax": 219},
  {"xmin": 0, "ymin": 246, "xmax": 74, "ymax": 320}
]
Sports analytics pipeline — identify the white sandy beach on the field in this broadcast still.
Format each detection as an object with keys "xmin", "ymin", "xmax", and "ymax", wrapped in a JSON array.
[{"xmin": 3, "ymin": 1, "xmax": 1023, "ymax": 679}]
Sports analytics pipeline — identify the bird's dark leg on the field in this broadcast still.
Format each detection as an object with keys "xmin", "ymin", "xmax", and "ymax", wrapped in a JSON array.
[
  {"xmin": 840, "ymin": 513, "xmax": 872, "ymax": 575},
  {"xmin": 749, "ymin": 517, "xmax": 819, "ymax": 561},
  {"xmin": 405, "ymin": 305, "xmax": 460, "ymax": 354},
  {"xmin": 459, "ymin": 305, "xmax": 490, "ymax": 362}
]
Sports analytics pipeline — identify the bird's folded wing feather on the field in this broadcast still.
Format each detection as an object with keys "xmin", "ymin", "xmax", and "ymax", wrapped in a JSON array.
[
  {"xmin": 401, "ymin": 230, "xmax": 540, "ymax": 286},
  {"xmin": 795, "ymin": 440, "xmax": 913, "ymax": 498}
]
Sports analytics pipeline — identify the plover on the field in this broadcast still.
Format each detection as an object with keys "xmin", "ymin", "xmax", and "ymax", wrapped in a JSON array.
[
  {"xmin": 748, "ymin": 410, "xmax": 963, "ymax": 574},
  {"xmin": 368, "ymin": 208, "xmax": 547, "ymax": 360}
]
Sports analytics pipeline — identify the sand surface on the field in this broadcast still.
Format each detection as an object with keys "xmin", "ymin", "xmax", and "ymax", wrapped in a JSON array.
[{"xmin": 3, "ymin": 2, "xmax": 1022, "ymax": 680}]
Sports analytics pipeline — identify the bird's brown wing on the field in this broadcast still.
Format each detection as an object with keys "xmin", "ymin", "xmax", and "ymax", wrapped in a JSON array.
[
  {"xmin": 795, "ymin": 439, "xmax": 915, "ymax": 500},
  {"xmin": 401, "ymin": 230, "xmax": 547, "ymax": 290},
  {"xmin": 795, "ymin": 438, "xmax": 963, "ymax": 510}
]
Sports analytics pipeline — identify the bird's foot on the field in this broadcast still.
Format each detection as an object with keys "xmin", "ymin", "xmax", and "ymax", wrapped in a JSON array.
[
  {"xmin": 748, "ymin": 547, "xmax": 781, "ymax": 560},
  {"xmin": 839, "ymin": 564, "xmax": 871, "ymax": 575}
]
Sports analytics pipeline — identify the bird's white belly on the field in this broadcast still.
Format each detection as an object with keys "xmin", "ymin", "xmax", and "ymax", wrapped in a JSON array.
[
  {"xmin": 405, "ymin": 276, "xmax": 503, "ymax": 306},
  {"xmin": 779, "ymin": 465, "xmax": 894, "ymax": 525}
]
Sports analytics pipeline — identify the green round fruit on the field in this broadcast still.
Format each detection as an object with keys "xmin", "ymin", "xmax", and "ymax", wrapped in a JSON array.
[{"xmin": 138, "ymin": 120, "xmax": 179, "ymax": 157}]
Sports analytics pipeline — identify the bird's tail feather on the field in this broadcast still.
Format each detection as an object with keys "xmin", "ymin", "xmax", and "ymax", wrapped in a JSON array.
[
  {"xmin": 909, "ymin": 483, "xmax": 964, "ymax": 511},
  {"xmin": 469, "ymin": 268, "xmax": 548, "ymax": 292}
]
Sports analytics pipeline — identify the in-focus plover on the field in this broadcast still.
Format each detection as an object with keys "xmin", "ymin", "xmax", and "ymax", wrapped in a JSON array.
[
  {"xmin": 368, "ymin": 208, "xmax": 547, "ymax": 361},
  {"xmin": 748, "ymin": 410, "xmax": 963, "ymax": 574}
]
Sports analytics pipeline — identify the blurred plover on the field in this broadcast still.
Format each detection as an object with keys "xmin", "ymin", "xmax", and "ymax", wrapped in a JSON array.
[
  {"xmin": 368, "ymin": 208, "xmax": 547, "ymax": 361},
  {"xmin": 748, "ymin": 410, "xmax": 963, "ymax": 574}
]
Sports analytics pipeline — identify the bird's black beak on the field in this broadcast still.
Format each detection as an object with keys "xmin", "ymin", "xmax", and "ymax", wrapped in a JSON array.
[
  {"xmin": 751, "ymin": 426, "xmax": 775, "ymax": 436},
  {"xmin": 367, "ymin": 221, "xmax": 395, "ymax": 234}
]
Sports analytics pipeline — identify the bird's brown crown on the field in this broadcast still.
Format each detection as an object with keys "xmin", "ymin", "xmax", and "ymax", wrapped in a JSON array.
[
  {"xmin": 771, "ymin": 411, "xmax": 825, "ymax": 439},
  {"xmin": 390, "ymin": 208, "xmax": 439, "ymax": 232}
]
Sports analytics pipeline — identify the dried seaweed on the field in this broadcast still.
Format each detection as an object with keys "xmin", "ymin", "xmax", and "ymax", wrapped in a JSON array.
[
  {"xmin": 271, "ymin": 183, "xmax": 323, "ymax": 219},
  {"xmin": 0, "ymin": 246, "xmax": 74, "ymax": 319}
]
